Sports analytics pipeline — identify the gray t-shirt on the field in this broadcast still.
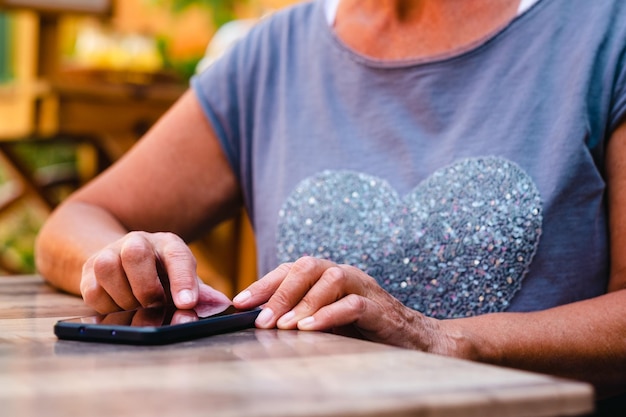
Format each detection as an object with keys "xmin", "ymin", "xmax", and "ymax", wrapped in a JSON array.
[{"xmin": 192, "ymin": 0, "xmax": 626, "ymax": 318}]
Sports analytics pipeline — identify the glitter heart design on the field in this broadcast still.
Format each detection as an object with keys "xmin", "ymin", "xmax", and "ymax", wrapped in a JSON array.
[{"xmin": 276, "ymin": 157, "xmax": 543, "ymax": 319}]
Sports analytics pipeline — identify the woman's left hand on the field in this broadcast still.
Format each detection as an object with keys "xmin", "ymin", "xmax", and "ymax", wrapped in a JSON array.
[{"xmin": 232, "ymin": 256, "xmax": 442, "ymax": 350}]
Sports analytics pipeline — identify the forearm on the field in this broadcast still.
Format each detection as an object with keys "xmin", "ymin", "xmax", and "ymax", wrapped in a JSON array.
[
  {"xmin": 35, "ymin": 200, "xmax": 128, "ymax": 295},
  {"xmin": 434, "ymin": 290, "xmax": 626, "ymax": 398}
]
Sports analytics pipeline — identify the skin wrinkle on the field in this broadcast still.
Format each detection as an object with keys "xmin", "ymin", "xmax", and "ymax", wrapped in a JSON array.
[{"xmin": 33, "ymin": 0, "xmax": 626, "ymax": 400}]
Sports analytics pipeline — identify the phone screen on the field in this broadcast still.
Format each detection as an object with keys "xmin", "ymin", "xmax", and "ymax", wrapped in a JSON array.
[{"xmin": 54, "ymin": 304, "xmax": 261, "ymax": 345}]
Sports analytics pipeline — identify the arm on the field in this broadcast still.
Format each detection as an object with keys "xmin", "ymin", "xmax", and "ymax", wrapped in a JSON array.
[
  {"xmin": 35, "ymin": 89, "xmax": 241, "ymax": 312},
  {"xmin": 233, "ymin": 121, "xmax": 626, "ymax": 398},
  {"xmin": 433, "ymin": 120, "xmax": 626, "ymax": 397}
]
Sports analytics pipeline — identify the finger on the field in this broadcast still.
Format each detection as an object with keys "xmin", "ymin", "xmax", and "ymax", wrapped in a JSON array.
[
  {"xmin": 153, "ymin": 233, "xmax": 199, "ymax": 309},
  {"xmin": 256, "ymin": 257, "xmax": 338, "ymax": 329},
  {"xmin": 296, "ymin": 293, "xmax": 370, "ymax": 331},
  {"xmin": 276, "ymin": 265, "xmax": 354, "ymax": 329},
  {"xmin": 80, "ymin": 271, "xmax": 122, "ymax": 314},
  {"xmin": 92, "ymin": 248, "xmax": 141, "ymax": 310},
  {"xmin": 232, "ymin": 263, "xmax": 293, "ymax": 309},
  {"xmin": 88, "ymin": 250, "xmax": 140, "ymax": 312},
  {"xmin": 297, "ymin": 293, "xmax": 415, "ymax": 347},
  {"xmin": 119, "ymin": 233, "xmax": 166, "ymax": 308}
]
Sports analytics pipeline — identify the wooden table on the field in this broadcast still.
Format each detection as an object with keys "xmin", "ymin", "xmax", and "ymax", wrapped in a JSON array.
[{"xmin": 0, "ymin": 275, "xmax": 594, "ymax": 417}]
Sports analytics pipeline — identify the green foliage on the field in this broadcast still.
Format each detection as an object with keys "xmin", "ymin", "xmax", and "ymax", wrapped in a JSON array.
[
  {"xmin": 0, "ymin": 202, "xmax": 41, "ymax": 274},
  {"xmin": 151, "ymin": 0, "xmax": 245, "ymax": 28},
  {"xmin": 155, "ymin": 36, "xmax": 202, "ymax": 81},
  {"xmin": 0, "ymin": 12, "xmax": 14, "ymax": 83},
  {"xmin": 0, "ymin": 142, "xmax": 80, "ymax": 275},
  {"xmin": 149, "ymin": 0, "xmax": 248, "ymax": 80}
]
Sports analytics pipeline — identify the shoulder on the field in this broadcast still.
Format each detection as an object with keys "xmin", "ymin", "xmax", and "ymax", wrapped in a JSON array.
[
  {"xmin": 517, "ymin": 0, "xmax": 626, "ymax": 41},
  {"xmin": 197, "ymin": 1, "xmax": 323, "ymax": 88},
  {"xmin": 241, "ymin": 1, "xmax": 320, "ymax": 47},
  {"xmin": 537, "ymin": 0, "xmax": 626, "ymax": 33}
]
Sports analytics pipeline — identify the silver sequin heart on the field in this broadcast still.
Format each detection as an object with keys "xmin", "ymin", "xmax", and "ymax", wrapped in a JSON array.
[{"xmin": 276, "ymin": 157, "xmax": 543, "ymax": 319}]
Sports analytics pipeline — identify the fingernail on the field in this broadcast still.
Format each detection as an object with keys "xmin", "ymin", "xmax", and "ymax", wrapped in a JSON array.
[
  {"xmin": 233, "ymin": 290, "xmax": 251, "ymax": 304},
  {"xmin": 277, "ymin": 310, "xmax": 295, "ymax": 327},
  {"xmin": 255, "ymin": 307, "xmax": 275, "ymax": 328},
  {"xmin": 298, "ymin": 316, "xmax": 315, "ymax": 329},
  {"xmin": 178, "ymin": 289, "xmax": 194, "ymax": 306}
]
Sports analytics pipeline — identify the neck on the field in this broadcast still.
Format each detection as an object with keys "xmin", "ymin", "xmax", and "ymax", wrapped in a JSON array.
[{"xmin": 334, "ymin": 0, "xmax": 521, "ymax": 60}]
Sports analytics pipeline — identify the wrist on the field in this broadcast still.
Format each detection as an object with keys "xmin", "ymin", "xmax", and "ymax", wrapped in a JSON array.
[{"xmin": 425, "ymin": 318, "xmax": 491, "ymax": 362}]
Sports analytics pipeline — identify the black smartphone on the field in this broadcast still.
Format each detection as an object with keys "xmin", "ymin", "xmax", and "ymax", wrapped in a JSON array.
[{"xmin": 54, "ymin": 303, "xmax": 261, "ymax": 345}]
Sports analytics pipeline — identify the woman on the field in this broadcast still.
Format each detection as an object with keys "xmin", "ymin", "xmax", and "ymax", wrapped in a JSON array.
[{"xmin": 36, "ymin": 0, "xmax": 626, "ymax": 404}]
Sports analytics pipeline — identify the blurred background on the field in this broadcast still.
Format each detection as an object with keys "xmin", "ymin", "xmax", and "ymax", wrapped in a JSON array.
[{"xmin": 0, "ymin": 0, "xmax": 298, "ymax": 296}]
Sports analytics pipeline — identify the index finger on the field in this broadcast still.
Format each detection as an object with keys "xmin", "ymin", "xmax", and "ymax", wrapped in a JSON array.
[
  {"xmin": 233, "ymin": 263, "xmax": 294, "ymax": 309},
  {"xmin": 248, "ymin": 257, "xmax": 340, "ymax": 329},
  {"xmin": 153, "ymin": 233, "xmax": 199, "ymax": 309}
]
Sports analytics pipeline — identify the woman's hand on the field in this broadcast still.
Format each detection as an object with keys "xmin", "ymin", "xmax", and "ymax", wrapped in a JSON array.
[
  {"xmin": 80, "ymin": 231, "xmax": 230, "ymax": 313},
  {"xmin": 233, "ymin": 256, "xmax": 441, "ymax": 350}
]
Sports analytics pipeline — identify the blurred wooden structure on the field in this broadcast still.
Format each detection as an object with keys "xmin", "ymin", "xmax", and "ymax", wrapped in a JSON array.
[
  {"xmin": 0, "ymin": 1, "xmax": 257, "ymax": 296},
  {"xmin": 0, "ymin": 2, "xmax": 116, "ymax": 276}
]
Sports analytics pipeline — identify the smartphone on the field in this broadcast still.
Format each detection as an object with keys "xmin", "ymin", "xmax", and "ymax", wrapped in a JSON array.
[{"xmin": 54, "ymin": 304, "xmax": 261, "ymax": 345}]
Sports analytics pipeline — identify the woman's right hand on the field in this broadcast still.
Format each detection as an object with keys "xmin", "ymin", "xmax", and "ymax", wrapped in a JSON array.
[{"xmin": 80, "ymin": 231, "xmax": 231, "ymax": 313}]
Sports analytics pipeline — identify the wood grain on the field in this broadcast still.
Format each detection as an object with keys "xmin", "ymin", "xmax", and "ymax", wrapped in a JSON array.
[{"xmin": 0, "ymin": 275, "xmax": 594, "ymax": 417}]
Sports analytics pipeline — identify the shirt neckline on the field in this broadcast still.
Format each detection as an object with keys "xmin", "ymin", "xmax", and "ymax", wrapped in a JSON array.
[
  {"xmin": 324, "ymin": 0, "xmax": 542, "ymax": 25},
  {"xmin": 320, "ymin": 0, "xmax": 545, "ymax": 69}
]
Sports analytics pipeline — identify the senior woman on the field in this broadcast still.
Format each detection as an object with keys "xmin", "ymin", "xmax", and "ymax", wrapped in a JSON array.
[{"xmin": 36, "ymin": 0, "xmax": 626, "ymax": 407}]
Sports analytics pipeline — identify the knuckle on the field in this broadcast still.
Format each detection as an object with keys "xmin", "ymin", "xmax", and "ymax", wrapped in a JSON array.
[
  {"xmin": 161, "ymin": 242, "xmax": 196, "ymax": 269},
  {"xmin": 276, "ymin": 262, "xmax": 293, "ymax": 274},
  {"xmin": 322, "ymin": 266, "xmax": 347, "ymax": 287},
  {"xmin": 270, "ymin": 290, "xmax": 293, "ymax": 309},
  {"xmin": 291, "ymin": 256, "xmax": 318, "ymax": 275},
  {"xmin": 80, "ymin": 280, "xmax": 107, "ymax": 311},
  {"xmin": 254, "ymin": 277, "xmax": 275, "ymax": 295},
  {"xmin": 120, "ymin": 236, "xmax": 152, "ymax": 264},
  {"xmin": 342, "ymin": 264, "xmax": 379, "ymax": 292},
  {"xmin": 126, "ymin": 230, "xmax": 147, "ymax": 240},
  {"xmin": 92, "ymin": 249, "xmax": 120, "ymax": 278},
  {"xmin": 80, "ymin": 283, "xmax": 98, "ymax": 305},
  {"xmin": 343, "ymin": 293, "xmax": 367, "ymax": 314},
  {"xmin": 363, "ymin": 272, "xmax": 380, "ymax": 287},
  {"xmin": 156, "ymin": 231, "xmax": 181, "ymax": 241}
]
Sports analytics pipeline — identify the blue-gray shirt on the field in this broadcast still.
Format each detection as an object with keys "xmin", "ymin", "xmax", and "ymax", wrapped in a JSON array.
[{"xmin": 192, "ymin": 0, "xmax": 626, "ymax": 318}]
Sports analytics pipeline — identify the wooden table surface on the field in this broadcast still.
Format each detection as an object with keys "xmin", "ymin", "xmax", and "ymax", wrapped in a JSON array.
[{"xmin": 0, "ymin": 275, "xmax": 594, "ymax": 417}]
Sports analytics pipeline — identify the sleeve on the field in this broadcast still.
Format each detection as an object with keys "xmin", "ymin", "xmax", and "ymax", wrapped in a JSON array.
[
  {"xmin": 190, "ymin": 38, "xmax": 251, "ymax": 182},
  {"xmin": 190, "ymin": 9, "xmax": 288, "ymax": 196},
  {"xmin": 609, "ymin": 39, "xmax": 626, "ymax": 131}
]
